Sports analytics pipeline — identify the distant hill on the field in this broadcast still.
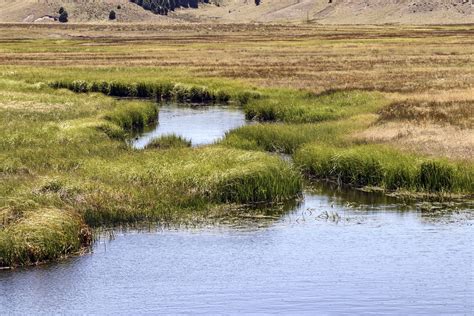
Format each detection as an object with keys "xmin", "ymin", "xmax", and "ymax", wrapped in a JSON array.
[
  {"xmin": 179, "ymin": 0, "xmax": 473, "ymax": 24},
  {"xmin": 0, "ymin": 0, "xmax": 472, "ymax": 24},
  {"xmin": 0, "ymin": 0, "xmax": 165, "ymax": 23}
]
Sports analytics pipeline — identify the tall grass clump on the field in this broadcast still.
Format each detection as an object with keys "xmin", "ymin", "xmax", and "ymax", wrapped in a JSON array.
[
  {"xmin": 104, "ymin": 100, "xmax": 158, "ymax": 131},
  {"xmin": 212, "ymin": 160, "xmax": 302, "ymax": 204},
  {"xmin": 417, "ymin": 161, "xmax": 455, "ymax": 192},
  {"xmin": 145, "ymin": 134, "xmax": 192, "ymax": 150},
  {"xmin": 221, "ymin": 119, "xmax": 360, "ymax": 154},
  {"xmin": 0, "ymin": 209, "xmax": 91, "ymax": 268},
  {"xmin": 245, "ymin": 90, "xmax": 387, "ymax": 123},
  {"xmin": 294, "ymin": 144, "xmax": 387, "ymax": 187},
  {"xmin": 48, "ymin": 80, "xmax": 258, "ymax": 105},
  {"xmin": 295, "ymin": 143, "xmax": 473, "ymax": 194}
]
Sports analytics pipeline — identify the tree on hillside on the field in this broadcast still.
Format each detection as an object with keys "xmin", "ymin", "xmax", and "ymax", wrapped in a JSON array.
[
  {"xmin": 109, "ymin": 10, "xmax": 117, "ymax": 20},
  {"xmin": 255, "ymin": 0, "xmax": 261, "ymax": 6},
  {"xmin": 59, "ymin": 10, "xmax": 68, "ymax": 23},
  {"xmin": 130, "ymin": 0, "xmax": 213, "ymax": 15},
  {"xmin": 58, "ymin": 7, "xmax": 65, "ymax": 14}
]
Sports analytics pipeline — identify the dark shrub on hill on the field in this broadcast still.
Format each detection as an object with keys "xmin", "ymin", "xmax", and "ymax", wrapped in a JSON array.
[
  {"xmin": 59, "ymin": 10, "xmax": 68, "ymax": 23},
  {"xmin": 130, "ymin": 0, "xmax": 211, "ymax": 15}
]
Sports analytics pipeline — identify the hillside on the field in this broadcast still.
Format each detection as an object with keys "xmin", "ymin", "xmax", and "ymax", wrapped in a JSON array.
[
  {"xmin": 0, "ymin": 0, "xmax": 472, "ymax": 24},
  {"xmin": 0, "ymin": 0, "xmax": 166, "ymax": 23},
  {"xmin": 180, "ymin": 0, "xmax": 473, "ymax": 24}
]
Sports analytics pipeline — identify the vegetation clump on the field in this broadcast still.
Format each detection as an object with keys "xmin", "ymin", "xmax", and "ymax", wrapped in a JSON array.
[
  {"xmin": 48, "ymin": 80, "xmax": 249, "ymax": 104},
  {"xmin": 145, "ymin": 134, "xmax": 192, "ymax": 149},
  {"xmin": 294, "ymin": 144, "xmax": 473, "ymax": 194},
  {"xmin": 58, "ymin": 10, "xmax": 68, "ymax": 23},
  {"xmin": 129, "ymin": 0, "xmax": 212, "ymax": 16}
]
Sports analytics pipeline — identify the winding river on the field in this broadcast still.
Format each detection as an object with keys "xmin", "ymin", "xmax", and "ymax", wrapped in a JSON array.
[{"xmin": 1, "ymin": 104, "xmax": 472, "ymax": 314}]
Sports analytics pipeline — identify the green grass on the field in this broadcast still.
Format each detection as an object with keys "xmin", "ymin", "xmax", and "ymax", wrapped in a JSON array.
[
  {"xmin": 0, "ymin": 78, "xmax": 302, "ymax": 267},
  {"xmin": 294, "ymin": 143, "xmax": 473, "ymax": 194},
  {"xmin": 244, "ymin": 89, "xmax": 388, "ymax": 123},
  {"xmin": 145, "ymin": 134, "xmax": 192, "ymax": 150},
  {"xmin": 220, "ymin": 115, "xmax": 369, "ymax": 154},
  {"xmin": 0, "ymin": 208, "xmax": 89, "ymax": 267}
]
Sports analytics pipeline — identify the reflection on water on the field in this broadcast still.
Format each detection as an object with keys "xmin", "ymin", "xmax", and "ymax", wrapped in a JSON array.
[
  {"xmin": 131, "ymin": 104, "xmax": 248, "ymax": 149},
  {"xmin": 1, "ymin": 187, "xmax": 472, "ymax": 315}
]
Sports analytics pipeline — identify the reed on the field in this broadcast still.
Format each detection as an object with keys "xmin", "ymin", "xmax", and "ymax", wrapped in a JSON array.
[
  {"xmin": 48, "ymin": 80, "xmax": 256, "ymax": 105},
  {"xmin": 294, "ymin": 144, "xmax": 473, "ymax": 193}
]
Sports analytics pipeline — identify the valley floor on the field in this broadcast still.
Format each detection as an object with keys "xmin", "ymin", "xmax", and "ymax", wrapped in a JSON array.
[{"xmin": 0, "ymin": 23, "xmax": 472, "ymax": 267}]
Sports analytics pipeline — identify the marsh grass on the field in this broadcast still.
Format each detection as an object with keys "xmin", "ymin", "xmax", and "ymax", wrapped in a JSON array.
[
  {"xmin": 294, "ymin": 144, "xmax": 473, "ymax": 194},
  {"xmin": 244, "ymin": 90, "xmax": 388, "ymax": 123},
  {"xmin": 0, "ymin": 208, "xmax": 90, "ymax": 267},
  {"xmin": 221, "ymin": 116, "xmax": 367, "ymax": 154},
  {"xmin": 0, "ymin": 78, "xmax": 299, "ymax": 267},
  {"xmin": 49, "ymin": 80, "xmax": 258, "ymax": 105},
  {"xmin": 104, "ymin": 99, "xmax": 158, "ymax": 131},
  {"xmin": 145, "ymin": 134, "xmax": 192, "ymax": 150}
]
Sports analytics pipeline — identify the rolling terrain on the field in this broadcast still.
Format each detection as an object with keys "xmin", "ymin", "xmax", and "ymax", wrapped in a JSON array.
[{"xmin": 0, "ymin": 0, "xmax": 472, "ymax": 24}]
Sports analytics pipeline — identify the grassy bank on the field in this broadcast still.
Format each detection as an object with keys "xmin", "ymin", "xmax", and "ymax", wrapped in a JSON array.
[
  {"xmin": 0, "ymin": 78, "xmax": 301, "ymax": 267},
  {"xmin": 219, "ymin": 89, "xmax": 473, "ymax": 196},
  {"xmin": 294, "ymin": 144, "xmax": 473, "ymax": 194}
]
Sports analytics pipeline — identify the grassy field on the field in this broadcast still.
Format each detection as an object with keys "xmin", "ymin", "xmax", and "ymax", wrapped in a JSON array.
[{"xmin": 0, "ymin": 23, "xmax": 472, "ymax": 267}]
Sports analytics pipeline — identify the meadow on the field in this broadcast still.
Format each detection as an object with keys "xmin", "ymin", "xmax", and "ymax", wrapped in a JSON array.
[{"xmin": 0, "ymin": 23, "xmax": 472, "ymax": 267}]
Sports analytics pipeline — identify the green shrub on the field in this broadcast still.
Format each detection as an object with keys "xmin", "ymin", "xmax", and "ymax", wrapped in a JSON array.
[
  {"xmin": 109, "ymin": 10, "xmax": 116, "ymax": 20},
  {"xmin": 58, "ymin": 10, "xmax": 68, "ymax": 23}
]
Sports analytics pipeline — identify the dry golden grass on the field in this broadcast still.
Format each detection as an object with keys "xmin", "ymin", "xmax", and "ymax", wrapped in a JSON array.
[
  {"xmin": 0, "ymin": 24, "xmax": 473, "ymax": 94},
  {"xmin": 356, "ymin": 86, "xmax": 473, "ymax": 160},
  {"xmin": 355, "ymin": 122, "xmax": 473, "ymax": 161},
  {"xmin": 355, "ymin": 97, "xmax": 473, "ymax": 160}
]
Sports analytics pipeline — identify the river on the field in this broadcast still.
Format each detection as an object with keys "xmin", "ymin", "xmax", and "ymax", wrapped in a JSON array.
[{"xmin": 1, "ymin": 104, "xmax": 472, "ymax": 315}]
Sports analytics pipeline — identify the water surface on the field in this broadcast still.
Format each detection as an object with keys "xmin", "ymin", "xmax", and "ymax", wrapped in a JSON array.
[
  {"xmin": 132, "ymin": 104, "xmax": 248, "ymax": 149},
  {"xmin": 1, "ymin": 189, "xmax": 472, "ymax": 315}
]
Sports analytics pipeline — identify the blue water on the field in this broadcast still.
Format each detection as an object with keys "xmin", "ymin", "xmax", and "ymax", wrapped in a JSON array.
[
  {"xmin": 1, "ymin": 189, "xmax": 472, "ymax": 315},
  {"xmin": 131, "ymin": 104, "xmax": 248, "ymax": 149}
]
